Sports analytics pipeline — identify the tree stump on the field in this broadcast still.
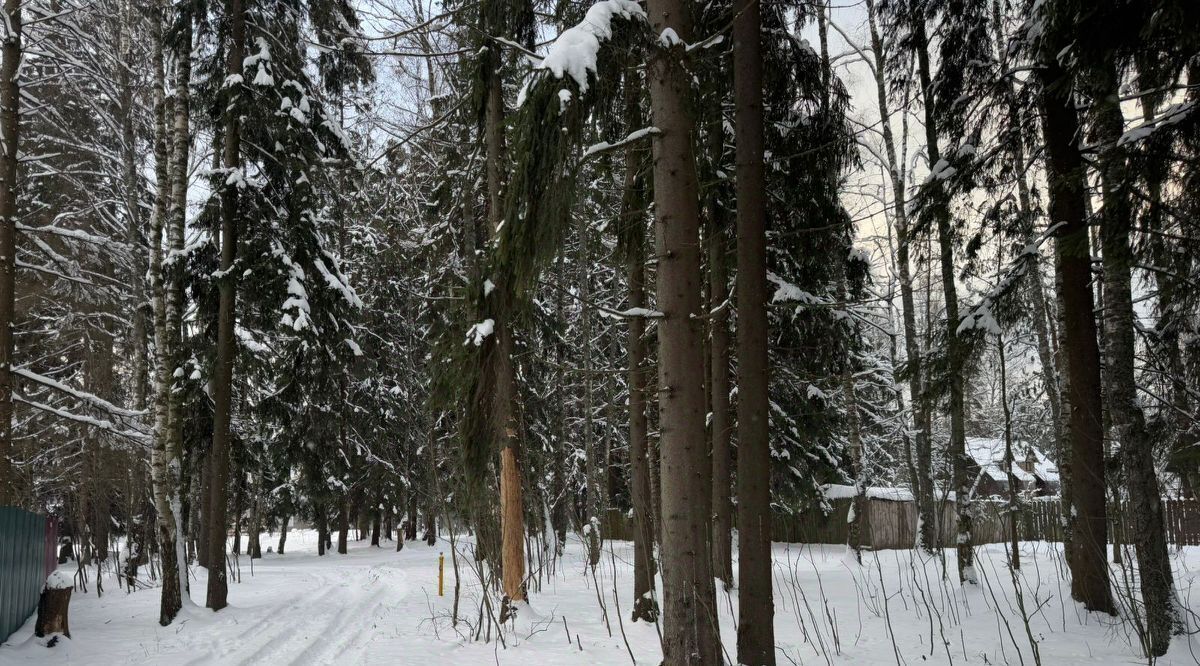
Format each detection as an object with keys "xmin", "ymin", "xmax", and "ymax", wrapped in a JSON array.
[
  {"xmin": 35, "ymin": 571, "xmax": 73, "ymax": 641},
  {"xmin": 57, "ymin": 539, "xmax": 73, "ymax": 565}
]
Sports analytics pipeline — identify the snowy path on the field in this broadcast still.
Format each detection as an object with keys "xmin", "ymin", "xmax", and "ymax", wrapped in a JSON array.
[
  {"xmin": 7, "ymin": 530, "xmax": 1200, "ymax": 664},
  {"xmin": 2, "ymin": 531, "xmax": 428, "ymax": 665}
]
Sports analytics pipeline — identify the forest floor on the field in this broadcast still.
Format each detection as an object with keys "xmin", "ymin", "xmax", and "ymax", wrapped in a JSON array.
[{"xmin": 4, "ymin": 529, "xmax": 1200, "ymax": 664}]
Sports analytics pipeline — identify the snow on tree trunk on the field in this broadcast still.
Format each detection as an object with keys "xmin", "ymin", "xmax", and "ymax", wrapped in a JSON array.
[
  {"xmin": 35, "ymin": 572, "xmax": 73, "ymax": 642},
  {"xmin": 207, "ymin": 0, "xmax": 245, "ymax": 612}
]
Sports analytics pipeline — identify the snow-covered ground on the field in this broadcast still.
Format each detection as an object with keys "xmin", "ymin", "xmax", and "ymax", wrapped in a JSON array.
[{"xmin": 4, "ymin": 530, "xmax": 1200, "ymax": 664}]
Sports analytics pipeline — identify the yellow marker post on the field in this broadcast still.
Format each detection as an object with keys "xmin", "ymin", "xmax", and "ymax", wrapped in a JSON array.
[{"xmin": 438, "ymin": 552, "xmax": 445, "ymax": 596}]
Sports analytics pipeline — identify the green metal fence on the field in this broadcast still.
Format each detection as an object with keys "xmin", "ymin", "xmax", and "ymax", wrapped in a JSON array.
[{"xmin": 0, "ymin": 507, "xmax": 56, "ymax": 645}]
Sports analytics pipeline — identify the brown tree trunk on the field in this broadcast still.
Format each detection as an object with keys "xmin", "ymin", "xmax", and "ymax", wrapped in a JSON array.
[
  {"xmin": 647, "ymin": 0, "xmax": 720, "ymax": 658},
  {"xmin": 316, "ymin": 504, "xmax": 328, "ymax": 556},
  {"xmin": 578, "ymin": 205, "xmax": 602, "ymax": 568},
  {"xmin": 622, "ymin": 96, "xmax": 658, "ymax": 623},
  {"xmin": 709, "ymin": 214, "xmax": 733, "ymax": 589},
  {"xmin": 247, "ymin": 492, "xmax": 261, "ymax": 559},
  {"xmin": 232, "ymin": 473, "xmax": 244, "ymax": 555},
  {"xmin": 35, "ymin": 584, "xmax": 71, "ymax": 640},
  {"xmin": 338, "ymin": 497, "xmax": 349, "ymax": 554},
  {"xmin": 999, "ymin": 334, "xmax": 1019, "ymax": 570},
  {"xmin": 1091, "ymin": 61, "xmax": 1173, "ymax": 647},
  {"xmin": 913, "ymin": 19, "xmax": 973, "ymax": 583},
  {"xmin": 733, "ymin": 0, "xmax": 774, "ymax": 659},
  {"xmin": 483, "ymin": 58, "xmax": 527, "ymax": 609},
  {"xmin": 1037, "ymin": 50, "xmax": 1113, "ymax": 614},
  {"xmin": 278, "ymin": 514, "xmax": 288, "ymax": 555},
  {"xmin": 206, "ymin": 0, "xmax": 244, "ymax": 612},
  {"xmin": 0, "ymin": 0, "xmax": 20, "ymax": 507},
  {"xmin": 865, "ymin": 0, "xmax": 933, "ymax": 552}
]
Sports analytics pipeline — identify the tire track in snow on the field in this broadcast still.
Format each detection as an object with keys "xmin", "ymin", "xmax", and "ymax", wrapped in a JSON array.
[
  {"xmin": 174, "ymin": 568, "xmax": 346, "ymax": 665},
  {"xmin": 176, "ymin": 559, "xmax": 408, "ymax": 665}
]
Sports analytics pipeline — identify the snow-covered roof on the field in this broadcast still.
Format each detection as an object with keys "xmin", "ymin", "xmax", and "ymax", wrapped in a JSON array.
[
  {"xmin": 822, "ymin": 484, "xmax": 914, "ymax": 502},
  {"xmin": 965, "ymin": 437, "xmax": 1059, "ymax": 485}
]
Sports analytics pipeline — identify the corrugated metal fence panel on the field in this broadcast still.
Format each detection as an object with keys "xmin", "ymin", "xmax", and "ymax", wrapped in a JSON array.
[{"xmin": 0, "ymin": 507, "xmax": 49, "ymax": 645}]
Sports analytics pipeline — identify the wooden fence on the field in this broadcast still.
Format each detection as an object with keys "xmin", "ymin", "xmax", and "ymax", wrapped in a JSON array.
[{"xmin": 601, "ymin": 497, "xmax": 1200, "ymax": 551}]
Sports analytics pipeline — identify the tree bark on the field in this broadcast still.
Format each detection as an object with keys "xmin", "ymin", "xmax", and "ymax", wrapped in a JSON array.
[
  {"xmin": 913, "ymin": 19, "xmax": 973, "ymax": 583},
  {"xmin": 206, "ymin": 0, "xmax": 244, "ymax": 611},
  {"xmin": 709, "ymin": 218, "xmax": 733, "ymax": 588},
  {"xmin": 0, "ymin": 0, "xmax": 20, "ymax": 507},
  {"xmin": 119, "ymin": 0, "xmax": 148, "ymax": 414},
  {"xmin": 1037, "ymin": 51, "xmax": 1113, "ymax": 614},
  {"xmin": 247, "ymin": 491, "xmax": 261, "ymax": 559},
  {"xmin": 316, "ymin": 503, "xmax": 328, "ymax": 556},
  {"xmin": 623, "ymin": 97, "xmax": 658, "ymax": 623},
  {"xmin": 146, "ymin": 0, "xmax": 185, "ymax": 624},
  {"xmin": 733, "ymin": 0, "xmax": 774, "ymax": 659},
  {"xmin": 35, "ymin": 584, "xmax": 71, "ymax": 640},
  {"xmin": 579, "ymin": 209, "xmax": 601, "ymax": 568},
  {"xmin": 338, "ymin": 497, "xmax": 349, "ymax": 554},
  {"xmin": 1090, "ymin": 60, "xmax": 1174, "ymax": 648},
  {"xmin": 646, "ymin": 0, "xmax": 720, "ymax": 659},
  {"xmin": 865, "ymin": 0, "xmax": 934, "ymax": 554},
  {"xmin": 998, "ymin": 334, "xmax": 1019, "ymax": 570}
]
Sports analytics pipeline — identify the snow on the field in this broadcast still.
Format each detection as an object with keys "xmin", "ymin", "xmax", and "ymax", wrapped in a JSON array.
[
  {"xmin": 536, "ymin": 0, "xmax": 645, "ymax": 94},
  {"xmin": 582, "ymin": 126, "xmax": 660, "ymax": 159},
  {"xmin": 657, "ymin": 27, "xmax": 683, "ymax": 49},
  {"xmin": 6, "ymin": 531, "xmax": 1200, "ymax": 664},
  {"xmin": 244, "ymin": 38, "xmax": 273, "ymax": 87},
  {"xmin": 44, "ymin": 570, "xmax": 73, "ymax": 590},
  {"xmin": 465, "ymin": 318, "xmax": 495, "ymax": 346},
  {"xmin": 823, "ymin": 483, "xmax": 915, "ymax": 501},
  {"xmin": 928, "ymin": 158, "xmax": 957, "ymax": 182},
  {"xmin": 965, "ymin": 436, "xmax": 1060, "ymax": 486},
  {"xmin": 768, "ymin": 271, "xmax": 829, "ymax": 306}
]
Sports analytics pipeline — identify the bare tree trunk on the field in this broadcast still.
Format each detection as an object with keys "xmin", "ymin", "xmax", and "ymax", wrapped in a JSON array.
[
  {"xmin": 0, "ymin": 0, "xmax": 20, "ymax": 507},
  {"xmin": 207, "ymin": 0, "xmax": 244, "ymax": 612},
  {"xmin": 119, "ymin": 0, "xmax": 148, "ymax": 412},
  {"xmin": 647, "ymin": 0, "xmax": 720, "ymax": 658},
  {"xmin": 316, "ymin": 504, "xmax": 328, "ymax": 556},
  {"xmin": 734, "ymin": 0, "xmax": 774, "ymax": 660},
  {"xmin": 146, "ymin": 0, "xmax": 185, "ymax": 624},
  {"xmin": 232, "ymin": 471, "xmax": 244, "ymax": 555},
  {"xmin": 999, "ymin": 334, "xmax": 1020, "ymax": 570},
  {"xmin": 1091, "ymin": 61, "xmax": 1174, "ymax": 649},
  {"xmin": 1037, "ymin": 50, "xmax": 1113, "ymax": 614},
  {"xmin": 864, "ymin": 0, "xmax": 933, "ymax": 554},
  {"xmin": 278, "ymin": 514, "xmax": 288, "ymax": 555},
  {"xmin": 338, "ymin": 497, "xmax": 349, "ymax": 554},
  {"xmin": 709, "ymin": 219, "xmax": 733, "ymax": 588},
  {"xmin": 914, "ymin": 20, "xmax": 973, "ymax": 583},
  {"xmin": 551, "ymin": 255, "xmax": 568, "ymax": 555},
  {"xmin": 843, "ymin": 279, "xmax": 866, "ymax": 564},
  {"xmin": 245, "ymin": 486, "xmax": 260, "ymax": 559},
  {"xmin": 478, "ymin": 42, "xmax": 527, "ymax": 611},
  {"xmin": 622, "ymin": 89, "xmax": 658, "ymax": 621},
  {"xmin": 424, "ymin": 416, "xmax": 439, "ymax": 546},
  {"xmin": 579, "ymin": 210, "xmax": 601, "ymax": 568}
]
